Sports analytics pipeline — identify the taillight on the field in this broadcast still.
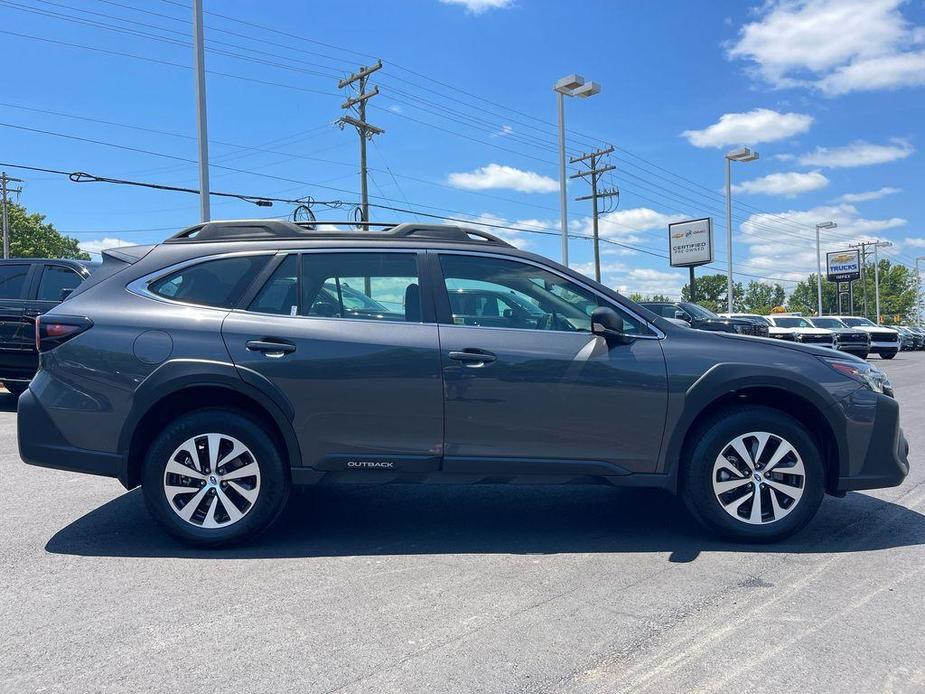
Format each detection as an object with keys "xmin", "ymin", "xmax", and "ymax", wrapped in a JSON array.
[{"xmin": 35, "ymin": 315, "xmax": 93, "ymax": 352}]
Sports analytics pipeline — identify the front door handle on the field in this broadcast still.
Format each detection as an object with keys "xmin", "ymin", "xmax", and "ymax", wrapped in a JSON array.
[
  {"xmin": 448, "ymin": 348, "xmax": 497, "ymax": 366},
  {"xmin": 24, "ymin": 309, "xmax": 42, "ymax": 317},
  {"xmin": 246, "ymin": 339, "xmax": 296, "ymax": 358}
]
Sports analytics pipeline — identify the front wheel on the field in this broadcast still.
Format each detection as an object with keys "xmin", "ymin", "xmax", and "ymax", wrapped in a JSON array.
[
  {"xmin": 681, "ymin": 406, "xmax": 824, "ymax": 542},
  {"xmin": 142, "ymin": 409, "xmax": 290, "ymax": 546},
  {"xmin": 880, "ymin": 350, "xmax": 897, "ymax": 360}
]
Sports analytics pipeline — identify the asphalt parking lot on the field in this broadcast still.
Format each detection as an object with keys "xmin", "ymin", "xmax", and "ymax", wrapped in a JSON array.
[{"xmin": 1, "ymin": 353, "xmax": 923, "ymax": 694}]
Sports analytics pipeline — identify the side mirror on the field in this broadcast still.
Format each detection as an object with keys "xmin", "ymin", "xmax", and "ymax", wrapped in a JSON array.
[
  {"xmin": 591, "ymin": 306, "xmax": 633, "ymax": 344},
  {"xmin": 674, "ymin": 310, "xmax": 690, "ymax": 322},
  {"xmin": 59, "ymin": 288, "xmax": 74, "ymax": 301}
]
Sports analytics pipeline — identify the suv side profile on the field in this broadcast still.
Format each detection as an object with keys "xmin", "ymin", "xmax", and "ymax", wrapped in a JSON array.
[
  {"xmin": 19, "ymin": 221, "xmax": 909, "ymax": 546},
  {"xmin": 0, "ymin": 258, "xmax": 95, "ymax": 396},
  {"xmin": 641, "ymin": 301, "xmax": 769, "ymax": 337}
]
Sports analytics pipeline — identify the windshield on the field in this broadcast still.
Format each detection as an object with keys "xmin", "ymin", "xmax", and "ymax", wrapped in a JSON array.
[
  {"xmin": 842, "ymin": 317, "xmax": 876, "ymax": 327},
  {"xmin": 812, "ymin": 318, "xmax": 847, "ymax": 329},
  {"xmin": 681, "ymin": 302, "xmax": 718, "ymax": 320},
  {"xmin": 773, "ymin": 317, "xmax": 813, "ymax": 328}
]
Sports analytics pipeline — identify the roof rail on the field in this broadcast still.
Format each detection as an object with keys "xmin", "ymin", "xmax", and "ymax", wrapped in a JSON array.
[{"xmin": 164, "ymin": 220, "xmax": 513, "ymax": 247}]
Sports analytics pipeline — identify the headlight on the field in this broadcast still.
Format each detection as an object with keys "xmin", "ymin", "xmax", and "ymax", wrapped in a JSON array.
[{"xmin": 820, "ymin": 357, "xmax": 891, "ymax": 394}]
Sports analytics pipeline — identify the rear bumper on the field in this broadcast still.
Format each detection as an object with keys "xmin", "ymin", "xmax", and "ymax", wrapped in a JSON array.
[
  {"xmin": 18, "ymin": 388, "xmax": 125, "ymax": 482},
  {"xmin": 837, "ymin": 392, "xmax": 909, "ymax": 492}
]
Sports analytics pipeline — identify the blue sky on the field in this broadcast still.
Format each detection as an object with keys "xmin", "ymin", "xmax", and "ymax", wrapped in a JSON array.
[{"xmin": 1, "ymin": 0, "xmax": 923, "ymax": 298}]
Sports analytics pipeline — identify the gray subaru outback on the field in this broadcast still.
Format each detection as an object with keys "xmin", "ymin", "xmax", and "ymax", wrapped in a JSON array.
[{"xmin": 18, "ymin": 220, "xmax": 909, "ymax": 546}]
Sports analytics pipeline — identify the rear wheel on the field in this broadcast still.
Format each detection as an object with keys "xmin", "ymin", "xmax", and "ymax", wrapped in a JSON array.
[
  {"xmin": 2, "ymin": 382, "xmax": 28, "ymax": 397},
  {"xmin": 142, "ymin": 409, "xmax": 290, "ymax": 546},
  {"xmin": 681, "ymin": 406, "xmax": 824, "ymax": 542}
]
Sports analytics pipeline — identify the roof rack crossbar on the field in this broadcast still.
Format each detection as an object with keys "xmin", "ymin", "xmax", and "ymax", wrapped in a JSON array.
[{"xmin": 164, "ymin": 220, "xmax": 513, "ymax": 247}]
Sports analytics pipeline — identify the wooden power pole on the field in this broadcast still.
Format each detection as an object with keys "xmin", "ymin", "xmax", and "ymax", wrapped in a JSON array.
[
  {"xmin": 337, "ymin": 60, "xmax": 384, "ymax": 225},
  {"xmin": 570, "ymin": 146, "xmax": 618, "ymax": 282}
]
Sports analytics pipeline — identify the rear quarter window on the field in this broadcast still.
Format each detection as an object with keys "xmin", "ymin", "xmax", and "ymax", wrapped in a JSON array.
[
  {"xmin": 0, "ymin": 263, "xmax": 28, "ymax": 299},
  {"xmin": 149, "ymin": 255, "xmax": 269, "ymax": 308}
]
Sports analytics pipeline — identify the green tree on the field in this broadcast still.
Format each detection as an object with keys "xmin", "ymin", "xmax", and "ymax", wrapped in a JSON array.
[
  {"xmin": 7, "ymin": 202, "xmax": 88, "ymax": 260},
  {"xmin": 742, "ymin": 281, "xmax": 786, "ymax": 314},
  {"xmin": 681, "ymin": 273, "xmax": 743, "ymax": 313},
  {"xmin": 788, "ymin": 262, "xmax": 916, "ymax": 320},
  {"xmin": 628, "ymin": 292, "xmax": 674, "ymax": 303}
]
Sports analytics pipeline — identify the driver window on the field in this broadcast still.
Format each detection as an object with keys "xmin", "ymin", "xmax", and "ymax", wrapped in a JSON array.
[{"xmin": 439, "ymin": 254, "xmax": 644, "ymax": 334}]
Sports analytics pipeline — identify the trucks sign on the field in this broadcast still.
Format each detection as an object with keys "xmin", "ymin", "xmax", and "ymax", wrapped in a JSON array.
[
  {"xmin": 668, "ymin": 218, "xmax": 713, "ymax": 268},
  {"xmin": 826, "ymin": 249, "xmax": 861, "ymax": 282}
]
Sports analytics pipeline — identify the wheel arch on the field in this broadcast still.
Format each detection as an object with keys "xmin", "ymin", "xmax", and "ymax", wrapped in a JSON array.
[
  {"xmin": 663, "ymin": 367, "xmax": 846, "ymax": 495},
  {"xmin": 119, "ymin": 360, "xmax": 301, "ymax": 488}
]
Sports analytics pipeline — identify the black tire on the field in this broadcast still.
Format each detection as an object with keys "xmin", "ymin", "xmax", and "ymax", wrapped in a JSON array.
[
  {"xmin": 142, "ymin": 408, "xmax": 290, "ymax": 547},
  {"xmin": 680, "ymin": 406, "xmax": 825, "ymax": 543},
  {"xmin": 880, "ymin": 351, "xmax": 897, "ymax": 360},
  {"xmin": 2, "ymin": 382, "xmax": 28, "ymax": 397}
]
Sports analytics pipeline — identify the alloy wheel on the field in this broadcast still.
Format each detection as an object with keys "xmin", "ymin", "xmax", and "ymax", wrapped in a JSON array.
[
  {"xmin": 711, "ymin": 431, "xmax": 805, "ymax": 525},
  {"xmin": 163, "ymin": 433, "xmax": 261, "ymax": 528}
]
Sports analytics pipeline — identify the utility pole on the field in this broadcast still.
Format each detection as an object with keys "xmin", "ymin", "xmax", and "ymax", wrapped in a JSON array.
[
  {"xmin": 192, "ymin": 0, "xmax": 211, "ymax": 222},
  {"xmin": 569, "ymin": 146, "xmax": 617, "ymax": 282},
  {"xmin": 338, "ymin": 60, "xmax": 383, "ymax": 224},
  {"xmin": 1, "ymin": 172, "xmax": 24, "ymax": 259}
]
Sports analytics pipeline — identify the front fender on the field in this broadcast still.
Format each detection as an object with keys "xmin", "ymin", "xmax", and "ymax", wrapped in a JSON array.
[{"xmin": 659, "ymin": 362, "xmax": 849, "ymax": 482}]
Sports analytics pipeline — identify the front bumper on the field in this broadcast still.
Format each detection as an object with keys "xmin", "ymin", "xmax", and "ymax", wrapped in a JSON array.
[
  {"xmin": 836, "ymin": 391, "xmax": 909, "ymax": 492},
  {"xmin": 870, "ymin": 340, "xmax": 899, "ymax": 351},
  {"xmin": 18, "ymin": 388, "xmax": 125, "ymax": 482}
]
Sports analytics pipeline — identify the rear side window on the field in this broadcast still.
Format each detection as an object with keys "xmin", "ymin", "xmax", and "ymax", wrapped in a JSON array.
[
  {"xmin": 301, "ymin": 253, "xmax": 420, "ymax": 322},
  {"xmin": 37, "ymin": 266, "xmax": 83, "ymax": 301},
  {"xmin": 150, "ymin": 255, "xmax": 268, "ymax": 308},
  {"xmin": 0, "ymin": 264, "xmax": 28, "ymax": 299}
]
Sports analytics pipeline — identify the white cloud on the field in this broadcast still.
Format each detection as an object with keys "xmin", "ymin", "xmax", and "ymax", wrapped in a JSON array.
[
  {"xmin": 728, "ymin": 0, "xmax": 925, "ymax": 95},
  {"xmin": 574, "ymin": 208, "xmax": 686, "ymax": 241},
  {"xmin": 837, "ymin": 186, "xmax": 902, "ymax": 202},
  {"xmin": 738, "ymin": 203, "xmax": 907, "ymax": 281},
  {"xmin": 681, "ymin": 108, "xmax": 813, "ymax": 148},
  {"xmin": 387, "ymin": 104, "xmax": 403, "ymax": 113},
  {"xmin": 615, "ymin": 268, "xmax": 687, "ymax": 299},
  {"xmin": 439, "ymin": 0, "xmax": 514, "ymax": 14},
  {"xmin": 447, "ymin": 163, "xmax": 558, "ymax": 193},
  {"xmin": 903, "ymin": 237, "xmax": 925, "ymax": 248},
  {"xmin": 79, "ymin": 237, "xmax": 134, "ymax": 256},
  {"xmin": 772, "ymin": 153, "xmax": 796, "ymax": 161},
  {"xmin": 732, "ymin": 170, "xmax": 829, "ymax": 197},
  {"xmin": 797, "ymin": 139, "xmax": 914, "ymax": 168},
  {"xmin": 491, "ymin": 125, "xmax": 514, "ymax": 138},
  {"xmin": 450, "ymin": 212, "xmax": 558, "ymax": 249}
]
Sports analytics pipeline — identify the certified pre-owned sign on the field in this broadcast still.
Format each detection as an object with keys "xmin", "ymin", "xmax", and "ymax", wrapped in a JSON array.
[
  {"xmin": 826, "ymin": 249, "xmax": 861, "ymax": 282},
  {"xmin": 668, "ymin": 218, "xmax": 713, "ymax": 268}
]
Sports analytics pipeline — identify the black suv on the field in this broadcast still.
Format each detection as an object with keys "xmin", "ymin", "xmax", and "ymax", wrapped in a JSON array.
[
  {"xmin": 640, "ymin": 301, "xmax": 769, "ymax": 337},
  {"xmin": 19, "ymin": 221, "xmax": 909, "ymax": 546},
  {"xmin": 0, "ymin": 258, "xmax": 94, "ymax": 395}
]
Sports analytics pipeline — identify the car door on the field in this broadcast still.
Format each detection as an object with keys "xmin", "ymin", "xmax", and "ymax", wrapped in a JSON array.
[
  {"xmin": 0, "ymin": 262, "xmax": 35, "ymax": 376},
  {"xmin": 222, "ymin": 250, "xmax": 444, "ymax": 473},
  {"xmin": 432, "ymin": 251, "xmax": 668, "ymax": 476},
  {"xmin": 30, "ymin": 262, "xmax": 86, "ymax": 319}
]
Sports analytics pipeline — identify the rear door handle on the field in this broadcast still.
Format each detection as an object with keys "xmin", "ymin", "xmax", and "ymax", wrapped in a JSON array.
[
  {"xmin": 246, "ymin": 339, "xmax": 296, "ymax": 357},
  {"xmin": 448, "ymin": 348, "xmax": 496, "ymax": 366}
]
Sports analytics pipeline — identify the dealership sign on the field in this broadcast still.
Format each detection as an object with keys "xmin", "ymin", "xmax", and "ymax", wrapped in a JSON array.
[
  {"xmin": 668, "ymin": 218, "xmax": 713, "ymax": 267},
  {"xmin": 826, "ymin": 249, "xmax": 861, "ymax": 282}
]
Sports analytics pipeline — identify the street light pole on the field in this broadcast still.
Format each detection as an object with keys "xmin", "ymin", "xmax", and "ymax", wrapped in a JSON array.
[
  {"xmin": 871, "ymin": 240, "xmax": 892, "ymax": 323},
  {"xmin": 815, "ymin": 221, "xmax": 837, "ymax": 316},
  {"xmin": 723, "ymin": 147, "xmax": 759, "ymax": 312},
  {"xmin": 557, "ymin": 89, "xmax": 568, "ymax": 266},
  {"xmin": 554, "ymin": 75, "xmax": 601, "ymax": 268},
  {"xmin": 192, "ymin": 0, "xmax": 211, "ymax": 223},
  {"xmin": 916, "ymin": 256, "xmax": 925, "ymax": 326}
]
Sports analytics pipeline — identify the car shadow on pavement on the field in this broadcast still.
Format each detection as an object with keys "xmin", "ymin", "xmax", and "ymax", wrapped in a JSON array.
[{"xmin": 45, "ymin": 483, "xmax": 925, "ymax": 562}]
